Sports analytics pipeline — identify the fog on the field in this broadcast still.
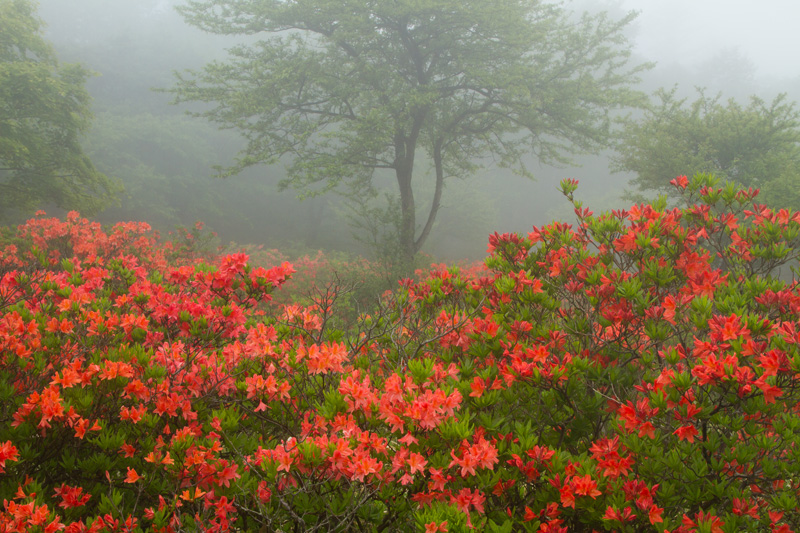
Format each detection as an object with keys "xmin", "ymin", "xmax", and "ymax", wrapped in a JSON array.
[
  {"xmin": 28, "ymin": 0, "xmax": 800, "ymax": 261},
  {"xmin": 618, "ymin": 0, "xmax": 800, "ymax": 80}
]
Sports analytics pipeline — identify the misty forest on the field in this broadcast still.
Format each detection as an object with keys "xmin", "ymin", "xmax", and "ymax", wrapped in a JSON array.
[{"xmin": 3, "ymin": 0, "xmax": 800, "ymax": 532}]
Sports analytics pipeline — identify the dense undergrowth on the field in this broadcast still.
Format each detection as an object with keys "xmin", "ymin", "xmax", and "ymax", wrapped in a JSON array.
[{"xmin": 1, "ymin": 174, "xmax": 800, "ymax": 532}]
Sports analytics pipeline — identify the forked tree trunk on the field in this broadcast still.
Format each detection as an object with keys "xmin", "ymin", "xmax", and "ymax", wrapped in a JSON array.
[{"xmin": 394, "ymin": 138, "xmax": 445, "ymax": 273}]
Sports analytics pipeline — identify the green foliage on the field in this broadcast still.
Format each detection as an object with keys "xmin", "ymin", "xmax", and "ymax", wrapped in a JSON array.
[
  {"xmin": 615, "ymin": 88, "xmax": 800, "ymax": 208},
  {"xmin": 171, "ymin": 0, "xmax": 648, "ymax": 265},
  {"xmin": 84, "ymin": 112, "xmax": 228, "ymax": 228},
  {"xmin": 0, "ymin": 0, "xmax": 118, "ymax": 217}
]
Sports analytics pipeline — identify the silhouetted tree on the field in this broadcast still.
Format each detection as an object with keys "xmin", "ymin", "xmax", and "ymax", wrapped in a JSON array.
[
  {"xmin": 172, "ymin": 0, "xmax": 648, "ymax": 267},
  {"xmin": 0, "ymin": 0, "xmax": 117, "ymax": 216},
  {"xmin": 615, "ymin": 89, "xmax": 800, "ymax": 208}
]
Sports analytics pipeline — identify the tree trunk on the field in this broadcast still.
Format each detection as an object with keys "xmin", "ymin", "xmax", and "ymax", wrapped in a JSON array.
[
  {"xmin": 415, "ymin": 139, "xmax": 445, "ymax": 254},
  {"xmin": 393, "ymin": 113, "xmax": 425, "ymax": 272},
  {"xmin": 395, "ymin": 156, "xmax": 417, "ymax": 272}
]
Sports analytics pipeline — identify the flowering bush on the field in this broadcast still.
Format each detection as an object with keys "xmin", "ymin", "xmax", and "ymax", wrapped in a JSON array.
[
  {"xmin": 1, "ymin": 174, "xmax": 800, "ymax": 532},
  {"xmin": 226, "ymin": 246, "xmax": 486, "ymax": 329}
]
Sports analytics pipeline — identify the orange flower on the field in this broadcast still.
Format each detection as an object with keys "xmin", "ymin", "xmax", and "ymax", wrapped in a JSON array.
[
  {"xmin": 124, "ymin": 467, "xmax": 142, "ymax": 483},
  {"xmin": 424, "ymin": 521, "xmax": 448, "ymax": 532},
  {"xmin": 673, "ymin": 424, "xmax": 699, "ymax": 443},
  {"xmin": 469, "ymin": 376, "xmax": 485, "ymax": 398}
]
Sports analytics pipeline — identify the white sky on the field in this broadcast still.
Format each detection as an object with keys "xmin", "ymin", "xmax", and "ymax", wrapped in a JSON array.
[{"xmin": 618, "ymin": 0, "xmax": 800, "ymax": 78}]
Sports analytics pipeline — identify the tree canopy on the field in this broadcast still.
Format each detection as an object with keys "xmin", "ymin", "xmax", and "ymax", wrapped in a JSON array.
[
  {"xmin": 172, "ymin": 0, "xmax": 648, "ymax": 266},
  {"xmin": 614, "ymin": 89, "xmax": 800, "ymax": 207},
  {"xmin": 0, "ymin": 0, "xmax": 117, "ymax": 217}
]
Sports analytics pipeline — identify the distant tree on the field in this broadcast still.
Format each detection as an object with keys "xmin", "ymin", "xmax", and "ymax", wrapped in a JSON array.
[
  {"xmin": 0, "ymin": 0, "xmax": 118, "ymax": 217},
  {"xmin": 171, "ymin": 0, "xmax": 648, "ymax": 268},
  {"xmin": 614, "ymin": 89, "xmax": 800, "ymax": 207}
]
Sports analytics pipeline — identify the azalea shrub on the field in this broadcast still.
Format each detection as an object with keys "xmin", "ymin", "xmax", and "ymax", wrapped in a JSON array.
[
  {"xmin": 231, "ymin": 245, "xmax": 395, "ymax": 316},
  {"xmin": 227, "ymin": 245, "xmax": 486, "ymax": 329},
  {"xmin": 1, "ymin": 174, "xmax": 800, "ymax": 532}
]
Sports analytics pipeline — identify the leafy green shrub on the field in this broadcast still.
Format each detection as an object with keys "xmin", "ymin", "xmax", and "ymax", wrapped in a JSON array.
[{"xmin": 2, "ymin": 175, "xmax": 800, "ymax": 532}]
